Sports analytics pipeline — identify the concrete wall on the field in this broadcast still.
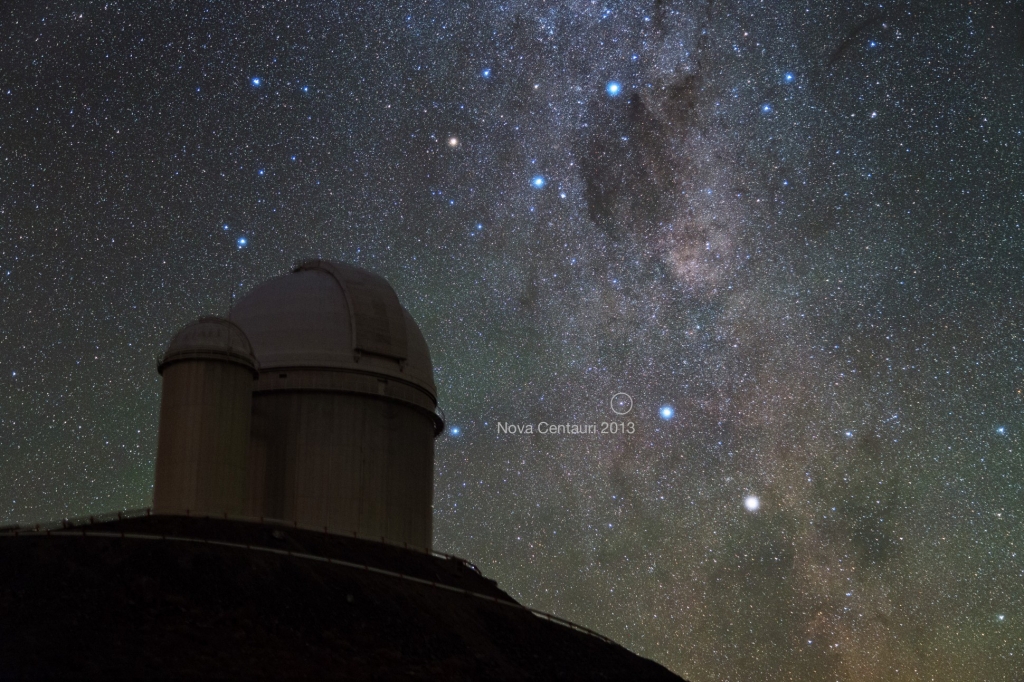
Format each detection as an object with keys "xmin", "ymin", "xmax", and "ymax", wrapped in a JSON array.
[
  {"xmin": 153, "ymin": 359, "xmax": 253, "ymax": 516},
  {"xmin": 247, "ymin": 390, "xmax": 435, "ymax": 549}
]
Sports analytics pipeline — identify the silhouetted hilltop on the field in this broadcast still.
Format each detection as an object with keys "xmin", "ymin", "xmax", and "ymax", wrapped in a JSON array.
[{"xmin": 0, "ymin": 514, "xmax": 684, "ymax": 680}]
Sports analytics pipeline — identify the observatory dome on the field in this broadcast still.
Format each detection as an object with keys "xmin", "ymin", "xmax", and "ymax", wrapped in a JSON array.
[
  {"xmin": 153, "ymin": 316, "xmax": 256, "ymax": 517},
  {"xmin": 155, "ymin": 259, "xmax": 441, "ymax": 548},
  {"xmin": 229, "ymin": 259, "xmax": 436, "ymax": 404},
  {"xmin": 159, "ymin": 316, "xmax": 256, "ymax": 374}
]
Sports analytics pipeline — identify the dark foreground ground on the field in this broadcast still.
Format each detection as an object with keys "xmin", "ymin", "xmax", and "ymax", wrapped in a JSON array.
[{"xmin": 0, "ymin": 515, "xmax": 684, "ymax": 680}]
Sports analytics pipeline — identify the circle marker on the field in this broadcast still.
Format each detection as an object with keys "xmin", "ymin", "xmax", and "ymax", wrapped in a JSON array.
[{"xmin": 610, "ymin": 393, "xmax": 633, "ymax": 415}]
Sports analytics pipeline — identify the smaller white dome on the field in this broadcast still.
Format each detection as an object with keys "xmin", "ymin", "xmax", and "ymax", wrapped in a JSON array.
[{"xmin": 159, "ymin": 317, "xmax": 256, "ymax": 374}]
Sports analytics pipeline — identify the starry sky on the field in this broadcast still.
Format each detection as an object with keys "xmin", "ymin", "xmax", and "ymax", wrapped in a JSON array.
[{"xmin": 2, "ymin": 1, "xmax": 1023, "ymax": 679}]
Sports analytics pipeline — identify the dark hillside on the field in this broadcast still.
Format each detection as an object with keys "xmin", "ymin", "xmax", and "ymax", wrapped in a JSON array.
[{"xmin": 0, "ymin": 515, "xmax": 683, "ymax": 681}]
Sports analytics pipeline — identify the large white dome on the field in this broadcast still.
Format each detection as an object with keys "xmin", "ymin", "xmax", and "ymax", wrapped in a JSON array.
[{"xmin": 229, "ymin": 260, "xmax": 437, "ymax": 403}]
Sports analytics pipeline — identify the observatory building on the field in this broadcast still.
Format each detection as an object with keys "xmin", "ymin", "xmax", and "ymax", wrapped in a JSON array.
[
  {"xmin": 152, "ymin": 259, "xmax": 443, "ymax": 549},
  {"xmin": 0, "ymin": 260, "xmax": 684, "ymax": 680}
]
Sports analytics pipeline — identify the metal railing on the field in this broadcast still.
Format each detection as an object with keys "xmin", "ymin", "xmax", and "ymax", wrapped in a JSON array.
[
  {"xmin": 1, "ymin": 508, "xmax": 614, "ymax": 645},
  {"xmin": 1, "ymin": 508, "xmax": 481, "ymax": 573}
]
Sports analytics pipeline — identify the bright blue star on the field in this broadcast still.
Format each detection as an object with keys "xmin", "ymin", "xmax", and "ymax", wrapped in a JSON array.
[
  {"xmin": 531, "ymin": 175, "xmax": 546, "ymax": 188},
  {"xmin": 237, "ymin": 237, "xmax": 247, "ymax": 249},
  {"xmin": 222, "ymin": 224, "xmax": 229, "ymax": 231},
  {"xmin": 301, "ymin": 85, "xmax": 309, "ymax": 92},
  {"xmin": 761, "ymin": 103, "xmax": 773, "ymax": 114},
  {"xmin": 258, "ymin": 169, "xmax": 265, "ymax": 175},
  {"xmin": 251, "ymin": 77, "xmax": 262, "ymax": 87},
  {"xmin": 660, "ymin": 405, "xmax": 674, "ymax": 420},
  {"xmin": 450, "ymin": 426, "xmax": 461, "ymax": 436},
  {"xmin": 996, "ymin": 426, "xmax": 1007, "ymax": 435},
  {"xmin": 482, "ymin": 68, "xmax": 491, "ymax": 78},
  {"xmin": 868, "ymin": 40, "xmax": 877, "ymax": 48},
  {"xmin": 783, "ymin": 72, "xmax": 795, "ymax": 83},
  {"xmin": 606, "ymin": 81, "xmax": 622, "ymax": 97}
]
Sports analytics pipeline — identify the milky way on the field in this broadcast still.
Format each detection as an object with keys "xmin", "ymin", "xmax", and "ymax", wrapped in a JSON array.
[{"xmin": 2, "ymin": 2, "xmax": 1022, "ymax": 679}]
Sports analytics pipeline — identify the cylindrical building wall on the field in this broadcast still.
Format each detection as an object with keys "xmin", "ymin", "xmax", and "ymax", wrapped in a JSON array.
[
  {"xmin": 153, "ymin": 318, "xmax": 257, "ymax": 517},
  {"xmin": 247, "ymin": 391, "xmax": 434, "ymax": 548}
]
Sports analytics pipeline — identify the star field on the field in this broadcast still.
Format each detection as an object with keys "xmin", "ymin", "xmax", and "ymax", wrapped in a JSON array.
[{"xmin": 1, "ymin": 2, "xmax": 1023, "ymax": 679}]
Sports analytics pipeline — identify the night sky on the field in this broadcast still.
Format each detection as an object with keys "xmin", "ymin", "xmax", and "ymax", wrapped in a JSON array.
[{"xmin": 2, "ymin": 1, "xmax": 1023, "ymax": 679}]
